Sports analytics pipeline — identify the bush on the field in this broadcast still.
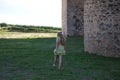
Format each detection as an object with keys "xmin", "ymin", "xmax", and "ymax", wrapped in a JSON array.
[{"xmin": 0, "ymin": 23, "xmax": 61, "ymax": 33}]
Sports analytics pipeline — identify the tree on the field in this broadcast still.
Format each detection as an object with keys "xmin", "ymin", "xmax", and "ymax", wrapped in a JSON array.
[{"xmin": 0, "ymin": 23, "xmax": 7, "ymax": 27}]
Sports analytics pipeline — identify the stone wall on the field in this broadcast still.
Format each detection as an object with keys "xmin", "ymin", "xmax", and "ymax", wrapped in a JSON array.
[
  {"xmin": 84, "ymin": 0, "xmax": 120, "ymax": 57},
  {"xmin": 62, "ymin": 0, "xmax": 67, "ymax": 37},
  {"xmin": 67, "ymin": 0, "xmax": 84, "ymax": 36}
]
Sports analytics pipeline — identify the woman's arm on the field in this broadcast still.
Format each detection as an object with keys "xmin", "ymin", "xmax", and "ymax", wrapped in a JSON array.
[
  {"xmin": 64, "ymin": 42, "xmax": 66, "ymax": 51},
  {"xmin": 56, "ymin": 42, "xmax": 59, "ymax": 50},
  {"xmin": 56, "ymin": 37, "xmax": 60, "ymax": 50}
]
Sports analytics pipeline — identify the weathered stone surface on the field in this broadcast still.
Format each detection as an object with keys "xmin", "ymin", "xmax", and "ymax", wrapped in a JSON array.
[
  {"xmin": 62, "ymin": 0, "xmax": 84, "ymax": 36},
  {"xmin": 62, "ymin": 0, "xmax": 67, "ymax": 37},
  {"xmin": 62, "ymin": 0, "xmax": 120, "ymax": 57},
  {"xmin": 84, "ymin": 0, "xmax": 120, "ymax": 57}
]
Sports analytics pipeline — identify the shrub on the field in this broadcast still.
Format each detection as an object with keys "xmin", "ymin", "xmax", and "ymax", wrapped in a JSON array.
[{"xmin": 0, "ymin": 23, "xmax": 61, "ymax": 33}]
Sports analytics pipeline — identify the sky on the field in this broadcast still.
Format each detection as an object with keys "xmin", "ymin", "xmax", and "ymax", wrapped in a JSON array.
[{"xmin": 0, "ymin": 0, "xmax": 62, "ymax": 27}]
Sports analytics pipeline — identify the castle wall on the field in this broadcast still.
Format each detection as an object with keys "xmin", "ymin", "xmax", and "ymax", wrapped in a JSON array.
[
  {"xmin": 84, "ymin": 0, "xmax": 120, "ymax": 57},
  {"xmin": 62, "ymin": 0, "xmax": 67, "ymax": 37},
  {"xmin": 62, "ymin": 0, "xmax": 84, "ymax": 36}
]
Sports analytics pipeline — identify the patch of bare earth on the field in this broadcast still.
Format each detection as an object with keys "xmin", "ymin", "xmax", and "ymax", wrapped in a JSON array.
[{"xmin": 0, "ymin": 33, "xmax": 56, "ymax": 38}]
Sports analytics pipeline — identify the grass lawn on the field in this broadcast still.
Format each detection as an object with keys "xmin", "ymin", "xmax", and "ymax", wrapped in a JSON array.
[{"xmin": 0, "ymin": 33, "xmax": 120, "ymax": 80}]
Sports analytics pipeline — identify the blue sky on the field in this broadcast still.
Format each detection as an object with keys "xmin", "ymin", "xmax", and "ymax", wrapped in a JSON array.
[{"xmin": 0, "ymin": 0, "xmax": 62, "ymax": 27}]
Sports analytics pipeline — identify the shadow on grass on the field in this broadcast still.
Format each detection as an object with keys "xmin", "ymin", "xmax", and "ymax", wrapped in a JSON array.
[{"xmin": 0, "ymin": 37, "xmax": 120, "ymax": 80}]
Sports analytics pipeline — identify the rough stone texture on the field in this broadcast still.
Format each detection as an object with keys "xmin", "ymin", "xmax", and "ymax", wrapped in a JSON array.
[
  {"xmin": 84, "ymin": 0, "xmax": 120, "ymax": 57},
  {"xmin": 63, "ymin": 0, "xmax": 84, "ymax": 36},
  {"xmin": 62, "ymin": 0, "xmax": 67, "ymax": 37}
]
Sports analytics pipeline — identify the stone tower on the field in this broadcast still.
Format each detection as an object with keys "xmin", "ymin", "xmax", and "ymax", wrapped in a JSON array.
[
  {"xmin": 62, "ymin": 0, "xmax": 84, "ymax": 36},
  {"xmin": 62, "ymin": 0, "xmax": 120, "ymax": 57},
  {"xmin": 84, "ymin": 0, "xmax": 120, "ymax": 57}
]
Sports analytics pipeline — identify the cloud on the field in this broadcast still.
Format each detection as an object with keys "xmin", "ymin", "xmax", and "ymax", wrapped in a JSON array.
[
  {"xmin": 0, "ymin": 0, "xmax": 61, "ymax": 27},
  {"xmin": 0, "ymin": 13, "xmax": 61, "ymax": 27}
]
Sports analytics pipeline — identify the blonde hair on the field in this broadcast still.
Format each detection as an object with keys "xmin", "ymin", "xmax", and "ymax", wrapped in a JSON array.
[{"xmin": 57, "ymin": 31, "xmax": 65, "ymax": 45}]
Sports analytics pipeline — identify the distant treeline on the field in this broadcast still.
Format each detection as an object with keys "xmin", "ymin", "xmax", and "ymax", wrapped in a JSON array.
[{"xmin": 0, "ymin": 23, "xmax": 61, "ymax": 33}]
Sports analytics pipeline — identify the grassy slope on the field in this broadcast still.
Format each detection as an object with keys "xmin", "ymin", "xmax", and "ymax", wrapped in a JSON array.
[
  {"xmin": 0, "ymin": 24, "xmax": 61, "ymax": 33},
  {"xmin": 0, "ymin": 36, "xmax": 120, "ymax": 80}
]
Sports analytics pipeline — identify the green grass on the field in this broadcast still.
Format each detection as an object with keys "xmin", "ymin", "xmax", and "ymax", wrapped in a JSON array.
[{"xmin": 0, "ymin": 35, "xmax": 120, "ymax": 80}]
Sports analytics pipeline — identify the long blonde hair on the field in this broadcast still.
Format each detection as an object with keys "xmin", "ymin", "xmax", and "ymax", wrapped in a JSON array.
[{"xmin": 57, "ymin": 32, "xmax": 65, "ymax": 45}]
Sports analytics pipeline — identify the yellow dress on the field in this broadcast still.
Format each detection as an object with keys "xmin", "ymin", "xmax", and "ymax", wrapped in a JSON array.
[{"xmin": 54, "ymin": 37, "xmax": 66, "ymax": 55}]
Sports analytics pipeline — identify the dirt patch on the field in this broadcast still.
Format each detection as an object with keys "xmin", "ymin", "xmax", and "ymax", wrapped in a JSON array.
[{"xmin": 0, "ymin": 33, "xmax": 56, "ymax": 38}]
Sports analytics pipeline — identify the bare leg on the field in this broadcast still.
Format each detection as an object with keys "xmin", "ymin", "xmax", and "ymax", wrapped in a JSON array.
[
  {"xmin": 53, "ymin": 55, "xmax": 58, "ymax": 66},
  {"xmin": 58, "ymin": 55, "xmax": 62, "ymax": 69}
]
